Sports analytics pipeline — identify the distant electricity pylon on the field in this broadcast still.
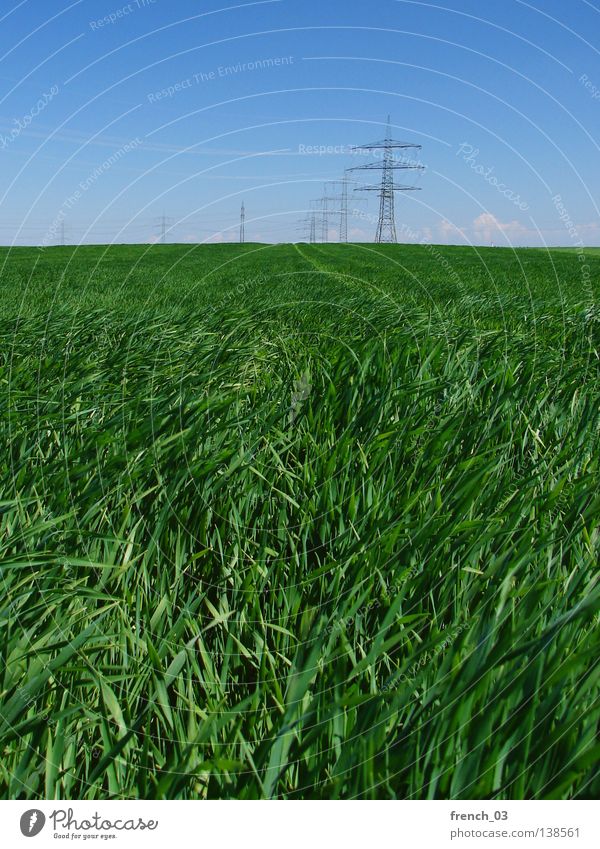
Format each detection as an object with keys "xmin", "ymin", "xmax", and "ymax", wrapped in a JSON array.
[
  {"xmin": 60, "ymin": 220, "xmax": 66, "ymax": 247},
  {"xmin": 240, "ymin": 201, "xmax": 245, "ymax": 243},
  {"xmin": 320, "ymin": 194, "xmax": 329, "ymax": 242},
  {"xmin": 155, "ymin": 214, "xmax": 173, "ymax": 244},
  {"xmin": 327, "ymin": 173, "xmax": 366, "ymax": 243},
  {"xmin": 350, "ymin": 116, "xmax": 424, "ymax": 243},
  {"xmin": 314, "ymin": 186, "xmax": 343, "ymax": 242},
  {"xmin": 317, "ymin": 177, "xmax": 365, "ymax": 243},
  {"xmin": 296, "ymin": 219, "xmax": 307, "ymax": 240},
  {"xmin": 340, "ymin": 172, "xmax": 348, "ymax": 243},
  {"xmin": 296, "ymin": 212, "xmax": 317, "ymax": 243}
]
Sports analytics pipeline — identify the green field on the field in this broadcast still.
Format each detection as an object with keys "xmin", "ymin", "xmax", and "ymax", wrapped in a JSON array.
[{"xmin": 0, "ymin": 243, "xmax": 598, "ymax": 799}]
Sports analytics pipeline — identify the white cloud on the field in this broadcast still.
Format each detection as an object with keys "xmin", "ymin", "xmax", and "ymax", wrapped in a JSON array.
[
  {"xmin": 472, "ymin": 213, "xmax": 527, "ymax": 244},
  {"xmin": 438, "ymin": 219, "xmax": 467, "ymax": 243},
  {"xmin": 349, "ymin": 227, "xmax": 368, "ymax": 239}
]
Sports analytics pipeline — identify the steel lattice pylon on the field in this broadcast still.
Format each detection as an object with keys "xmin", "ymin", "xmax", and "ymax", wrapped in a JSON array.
[
  {"xmin": 296, "ymin": 211, "xmax": 318, "ymax": 243},
  {"xmin": 376, "ymin": 129, "xmax": 397, "ymax": 242},
  {"xmin": 350, "ymin": 116, "xmax": 424, "ymax": 243},
  {"xmin": 340, "ymin": 172, "xmax": 348, "ymax": 243}
]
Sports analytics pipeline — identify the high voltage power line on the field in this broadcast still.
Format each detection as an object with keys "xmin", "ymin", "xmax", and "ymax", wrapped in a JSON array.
[
  {"xmin": 295, "ymin": 117, "xmax": 423, "ymax": 245},
  {"xmin": 349, "ymin": 115, "xmax": 424, "ymax": 244},
  {"xmin": 1, "ymin": 118, "xmax": 424, "ymax": 246}
]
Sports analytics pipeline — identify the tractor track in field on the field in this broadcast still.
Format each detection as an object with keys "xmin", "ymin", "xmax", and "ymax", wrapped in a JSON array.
[{"xmin": 293, "ymin": 242, "xmax": 349, "ymax": 279}]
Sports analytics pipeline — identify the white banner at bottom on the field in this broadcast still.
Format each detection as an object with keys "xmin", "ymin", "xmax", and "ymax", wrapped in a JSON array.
[{"xmin": 0, "ymin": 800, "xmax": 597, "ymax": 848}]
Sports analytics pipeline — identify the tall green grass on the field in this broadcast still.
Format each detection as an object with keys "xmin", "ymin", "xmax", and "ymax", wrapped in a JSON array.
[{"xmin": 0, "ymin": 243, "xmax": 598, "ymax": 798}]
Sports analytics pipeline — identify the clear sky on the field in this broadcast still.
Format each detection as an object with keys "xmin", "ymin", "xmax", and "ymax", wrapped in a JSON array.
[{"xmin": 1, "ymin": 0, "xmax": 599, "ymax": 246}]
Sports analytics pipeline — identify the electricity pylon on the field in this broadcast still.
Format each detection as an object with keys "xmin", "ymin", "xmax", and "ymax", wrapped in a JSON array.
[
  {"xmin": 340, "ymin": 171, "xmax": 349, "ymax": 243},
  {"xmin": 314, "ymin": 185, "xmax": 344, "ymax": 242},
  {"xmin": 318, "ymin": 176, "xmax": 366, "ymax": 243},
  {"xmin": 300, "ymin": 203, "xmax": 318, "ymax": 243},
  {"xmin": 240, "ymin": 201, "xmax": 245, "ymax": 243},
  {"xmin": 349, "ymin": 116, "xmax": 424, "ymax": 243},
  {"xmin": 155, "ymin": 214, "xmax": 174, "ymax": 244},
  {"xmin": 296, "ymin": 215, "xmax": 313, "ymax": 242},
  {"xmin": 320, "ymin": 194, "xmax": 330, "ymax": 242},
  {"xmin": 296, "ymin": 210, "xmax": 318, "ymax": 243}
]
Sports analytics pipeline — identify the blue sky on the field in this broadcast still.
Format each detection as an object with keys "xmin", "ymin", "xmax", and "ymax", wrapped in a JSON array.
[{"xmin": 1, "ymin": 0, "xmax": 599, "ymax": 246}]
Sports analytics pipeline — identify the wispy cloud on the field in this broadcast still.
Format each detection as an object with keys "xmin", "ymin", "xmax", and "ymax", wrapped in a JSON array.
[{"xmin": 472, "ymin": 212, "xmax": 527, "ymax": 243}]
